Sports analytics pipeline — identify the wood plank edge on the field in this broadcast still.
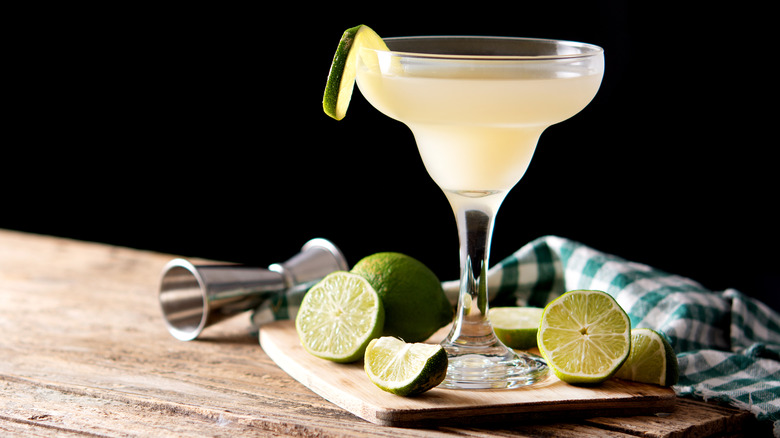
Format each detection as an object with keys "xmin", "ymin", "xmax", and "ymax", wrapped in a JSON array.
[{"xmin": 370, "ymin": 395, "xmax": 677, "ymax": 428}]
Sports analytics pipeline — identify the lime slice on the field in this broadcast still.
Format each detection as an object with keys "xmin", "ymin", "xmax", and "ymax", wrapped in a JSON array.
[
  {"xmin": 490, "ymin": 307, "xmax": 544, "ymax": 350},
  {"xmin": 537, "ymin": 290, "xmax": 631, "ymax": 385},
  {"xmin": 614, "ymin": 328, "xmax": 679, "ymax": 386},
  {"xmin": 323, "ymin": 24, "xmax": 388, "ymax": 120},
  {"xmin": 364, "ymin": 336, "xmax": 448, "ymax": 396},
  {"xmin": 295, "ymin": 271, "xmax": 385, "ymax": 363}
]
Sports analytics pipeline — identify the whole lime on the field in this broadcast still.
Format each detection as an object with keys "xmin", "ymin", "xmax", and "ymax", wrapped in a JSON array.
[{"xmin": 351, "ymin": 252, "xmax": 453, "ymax": 343}]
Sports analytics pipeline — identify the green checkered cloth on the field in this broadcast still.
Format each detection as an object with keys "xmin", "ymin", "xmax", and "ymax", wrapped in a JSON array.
[{"xmin": 252, "ymin": 235, "xmax": 780, "ymax": 433}]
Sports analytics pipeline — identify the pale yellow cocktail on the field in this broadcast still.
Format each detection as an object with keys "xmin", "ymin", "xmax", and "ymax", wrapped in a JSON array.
[{"xmin": 358, "ymin": 47, "xmax": 602, "ymax": 198}]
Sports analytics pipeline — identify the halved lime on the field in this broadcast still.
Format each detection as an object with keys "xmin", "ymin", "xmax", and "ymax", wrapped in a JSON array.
[
  {"xmin": 322, "ymin": 24, "xmax": 387, "ymax": 120},
  {"xmin": 537, "ymin": 290, "xmax": 631, "ymax": 385},
  {"xmin": 364, "ymin": 336, "xmax": 448, "ymax": 396},
  {"xmin": 490, "ymin": 307, "xmax": 544, "ymax": 350},
  {"xmin": 295, "ymin": 271, "xmax": 384, "ymax": 363},
  {"xmin": 614, "ymin": 328, "xmax": 679, "ymax": 386}
]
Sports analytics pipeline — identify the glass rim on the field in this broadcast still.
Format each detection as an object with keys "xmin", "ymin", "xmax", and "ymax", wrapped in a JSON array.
[{"xmin": 376, "ymin": 35, "xmax": 604, "ymax": 61}]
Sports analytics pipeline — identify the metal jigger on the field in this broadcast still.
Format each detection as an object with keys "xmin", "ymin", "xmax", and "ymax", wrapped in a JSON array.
[{"xmin": 158, "ymin": 238, "xmax": 348, "ymax": 341}]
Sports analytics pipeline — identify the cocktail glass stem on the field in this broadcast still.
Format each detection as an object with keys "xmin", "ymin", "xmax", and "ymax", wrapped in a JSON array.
[{"xmin": 440, "ymin": 192, "xmax": 547, "ymax": 389}]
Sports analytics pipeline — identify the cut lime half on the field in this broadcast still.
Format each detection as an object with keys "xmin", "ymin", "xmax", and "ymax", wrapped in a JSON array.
[
  {"xmin": 364, "ymin": 336, "xmax": 448, "ymax": 396},
  {"xmin": 323, "ymin": 25, "xmax": 388, "ymax": 120},
  {"xmin": 295, "ymin": 271, "xmax": 384, "ymax": 363},
  {"xmin": 537, "ymin": 290, "xmax": 631, "ymax": 385},
  {"xmin": 490, "ymin": 307, "xmax": 544, "ymax": 350},
  {"xmin": 614, "ymin": 328, "xmax": 679, "ymax": 386}
]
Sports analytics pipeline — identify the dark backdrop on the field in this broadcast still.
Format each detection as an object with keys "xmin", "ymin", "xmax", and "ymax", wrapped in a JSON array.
[{"xmin": 5, "ymin": 3, "xmax": 777, "ymax": 310}]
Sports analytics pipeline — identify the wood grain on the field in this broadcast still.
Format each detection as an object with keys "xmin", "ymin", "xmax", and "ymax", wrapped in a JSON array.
[{"xmin": 0, "ymin": 229, "xmax": 770, "ymax": 436}]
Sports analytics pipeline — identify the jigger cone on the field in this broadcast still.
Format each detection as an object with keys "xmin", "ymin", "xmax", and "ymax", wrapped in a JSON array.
[{"xmin": 158, "ymin": 238, "xmax": 348, "ymax": 341}]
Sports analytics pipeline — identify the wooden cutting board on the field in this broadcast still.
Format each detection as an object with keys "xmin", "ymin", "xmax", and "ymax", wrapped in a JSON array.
[{"xmin": 259, "ymin": 320, "xmax": 676, "ymax": 427}]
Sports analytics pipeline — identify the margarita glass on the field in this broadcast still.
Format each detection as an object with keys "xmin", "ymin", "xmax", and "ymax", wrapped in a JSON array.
[{"xmin": 356, "ymin": 36, "xmax": 604, "ymax": 389}]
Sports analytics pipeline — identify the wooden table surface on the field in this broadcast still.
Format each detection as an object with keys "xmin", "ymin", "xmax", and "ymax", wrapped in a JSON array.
[{"xmin": 0, "ymin": 229, "xmax": 771, "ymax": 437}]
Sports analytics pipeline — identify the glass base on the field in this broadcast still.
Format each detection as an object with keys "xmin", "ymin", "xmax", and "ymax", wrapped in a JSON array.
[{"xmin": 439, "ymin": 345, "xmax": 549, "ymax": 390}]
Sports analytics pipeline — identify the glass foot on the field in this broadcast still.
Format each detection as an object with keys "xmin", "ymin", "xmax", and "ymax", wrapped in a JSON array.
[{"xmin": 439, "ymin": 346, "xmax": 548, "ymax": 390}]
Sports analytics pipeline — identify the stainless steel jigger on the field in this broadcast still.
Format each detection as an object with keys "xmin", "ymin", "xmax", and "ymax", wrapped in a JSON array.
[{"xmin": 158, "ymin": 238, "xmax": 348, "ymax": 341}]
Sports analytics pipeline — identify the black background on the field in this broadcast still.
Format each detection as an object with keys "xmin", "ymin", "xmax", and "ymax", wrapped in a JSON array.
[{"xmin": 5, "ymin": 3, "xmax": 777, "ymax": 310}]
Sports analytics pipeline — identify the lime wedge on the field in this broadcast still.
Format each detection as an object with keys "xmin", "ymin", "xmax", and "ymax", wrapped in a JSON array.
[
  {"xmin": 295, "ymin": 271, "xmax": 384, "ymax": 363},
  {"xmin": 537, "ymin": 290, "xmax": 631, "ymax": 385},
  {"xmin": 323, "ymin": 24, "xmax": 388, "ymax": 120},
  {"xmin": 364, "ymin": 336, "xmax": 448, "ymax": 396},
  {"xmin": 490, "ymin": 307, "xmax": 544, "ymax": 350},
  {"xmin": 614, "ymin": 328, "xmax": 679, "ymax": 386}
]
